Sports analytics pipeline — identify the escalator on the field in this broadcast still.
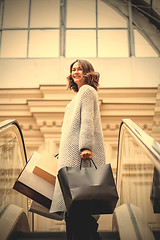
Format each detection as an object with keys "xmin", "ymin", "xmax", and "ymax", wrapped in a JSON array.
[
  {"xmin": 0, "ymin": 119, "xmax": 160, "ymax": 240},
  {"xmin": 114, "ymin": 119, "xmax": 160, "ymax": 240}
]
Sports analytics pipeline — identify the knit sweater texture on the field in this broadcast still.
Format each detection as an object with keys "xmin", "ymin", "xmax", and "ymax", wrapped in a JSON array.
[{"xmin": 50, "ymin": 84, "xmax": 106, "ymax": 213}]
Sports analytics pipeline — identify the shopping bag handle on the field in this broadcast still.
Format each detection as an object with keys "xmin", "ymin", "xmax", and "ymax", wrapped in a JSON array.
[
  {"xmin": 80, "ymin": 158, "xmax": 97, "ymax": 170},
  {"xmin": 54, "ymin": 153, "xmax": 59, "ymax": 158}
]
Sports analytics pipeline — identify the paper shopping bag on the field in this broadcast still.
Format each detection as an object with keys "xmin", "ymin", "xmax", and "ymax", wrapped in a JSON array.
[
  {"xmin": 29, "ymin": 200, "xmax": 64, "ymax": 221},
  {"xmin": 13, "ymin": 152, "xmax": 54, "ymax": 209},
  {"xmin": 58, "ymin": 160, "xmax": 119, "ymax": 215}
]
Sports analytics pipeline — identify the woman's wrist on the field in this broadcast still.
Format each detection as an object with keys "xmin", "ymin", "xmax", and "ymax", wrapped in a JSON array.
[{"xmin": 80, "ymin": 149, "xmax": 91, "ymax": 160}]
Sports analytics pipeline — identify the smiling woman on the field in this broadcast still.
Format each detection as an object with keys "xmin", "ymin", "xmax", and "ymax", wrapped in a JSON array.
[
  {"xmin": 50, "ymin": 59, "xmax": 106, "ymax": 239},
  {"xmin": 67, "ymin": 59, "xmax": 100, "ymax": 92}
]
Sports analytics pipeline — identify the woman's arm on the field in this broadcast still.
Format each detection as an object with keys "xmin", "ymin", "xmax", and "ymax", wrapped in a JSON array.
[{"xmin": 79, "ymin": 87, "xmax": 96, "ymax": 160}]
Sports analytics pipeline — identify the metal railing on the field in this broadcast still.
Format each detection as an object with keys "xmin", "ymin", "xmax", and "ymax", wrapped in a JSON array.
[
  {"xmin": 116, "ymin": 119, "xmax": 160, "ymax": 232},
  {"xmin": 0, "ymin": 119, "xmax": 28, "ymax": 217}
]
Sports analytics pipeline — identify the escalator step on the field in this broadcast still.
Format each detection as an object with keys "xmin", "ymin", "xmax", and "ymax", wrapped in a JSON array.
[
  {"xmin": 10, "ymin": 232, "xmax": 67, "ymax": 240},
  {"xmin": 100, "ymin": 232, "xmax": 120, "ymax": 240},
  {"xmin": 12, "ymin": 231, "xmax": 119, "ymax": 240}
]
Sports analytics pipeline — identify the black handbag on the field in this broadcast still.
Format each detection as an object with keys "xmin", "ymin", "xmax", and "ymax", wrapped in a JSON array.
[{"xmin": 58, "ymin": 159, "xmax": 119, "ymax": 215}]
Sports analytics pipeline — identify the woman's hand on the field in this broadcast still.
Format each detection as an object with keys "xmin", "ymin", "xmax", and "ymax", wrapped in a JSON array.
[{"xmin": 80, "ymin": 149, "xmax": 91, "ymax": 160}]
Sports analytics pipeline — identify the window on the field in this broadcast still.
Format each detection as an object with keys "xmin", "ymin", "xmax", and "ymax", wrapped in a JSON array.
[
  {"xmin": 30, "ymin": 0, "xmax": 59, "ymax": 28},
  {"xmin": 66, "ymin": 0, "xmax": 128, "ymax": 57},
  {"xmin": 0, "ymin": 0, "xmax": 60, "ymax": 58},
  {"xmin": 29, "ymin": 30, "xmax": 59, "ymax": 58},
  {"xmin": 3, "ymin": 0, "xmax": 29, "ymax": 28},
  {"xmin": 66, "ymin": 0, "xmax": 96, "ymax": 28},
  {"xmin": 1, "ymin": 30, "xmax": 28, "ymax": 58},
  {"xmin": 98, "ymin": 1, "xmax": 127, "ymax": 28},
  {"xmin": 66, "ymin": 30, "xmax": 96, "ymax": 57},
  {"xmin": 134, "ymin": 30, "xmax": 158, "ymax": 57},
  {"xmin": 98, "ymin": 30, "xmax": 128, "ymax": 57},
  {"xmin": 0, "ymin": 0, "xmax": 158, "ymax": 58}
]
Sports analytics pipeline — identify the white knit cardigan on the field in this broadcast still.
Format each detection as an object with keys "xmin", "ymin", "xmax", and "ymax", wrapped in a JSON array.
[{"xmin": 50, "ymin": 84, "xmax": 106, "ymax": 213}]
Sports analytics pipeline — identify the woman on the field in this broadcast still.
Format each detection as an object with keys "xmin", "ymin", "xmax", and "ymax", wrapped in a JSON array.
[{"xmin": 50, "ymin": 59, "xmax": 106, "ymax": 239}]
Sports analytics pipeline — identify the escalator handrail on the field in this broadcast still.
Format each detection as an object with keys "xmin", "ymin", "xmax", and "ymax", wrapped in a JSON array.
[
  {"xmin": 116, "ymin": 119, "xmax": 160, "ymax": 183},
  {"xmin": 0, "ymin": 119, "xmax": 27, "ymax": 164}
]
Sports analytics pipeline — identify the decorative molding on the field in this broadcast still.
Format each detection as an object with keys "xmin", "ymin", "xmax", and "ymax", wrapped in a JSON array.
[{"xmin": 0, "ymin": 86, "xmax": 157, "ymax": 156}]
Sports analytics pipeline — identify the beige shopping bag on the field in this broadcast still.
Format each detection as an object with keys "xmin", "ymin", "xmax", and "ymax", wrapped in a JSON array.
[
  {"xmin": 13, "ymin": 151, "xmax": 54, "ymax": 209},
  {"xmin": 33, "ymin": 151, "xmax": 58, "ymax": 185}
]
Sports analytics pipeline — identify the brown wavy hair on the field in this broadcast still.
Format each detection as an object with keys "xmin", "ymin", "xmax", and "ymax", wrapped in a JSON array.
[{"xmin": 67, "ymin": 59, "xmax": 100, "ymax": 92}]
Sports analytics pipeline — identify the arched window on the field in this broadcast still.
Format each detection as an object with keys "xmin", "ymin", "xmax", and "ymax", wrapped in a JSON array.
[{"xmin": 0, "ymin": 0, "xmax": 159, "ymax": 58}]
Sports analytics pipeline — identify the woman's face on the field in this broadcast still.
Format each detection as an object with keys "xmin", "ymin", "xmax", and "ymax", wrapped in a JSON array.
[{"xmin": 71, "ymin": 62, "xmax": 85, "ymax": 89}]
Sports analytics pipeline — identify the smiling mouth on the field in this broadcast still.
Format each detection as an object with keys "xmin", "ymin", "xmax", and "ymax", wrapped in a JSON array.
[{"xmin": 73, "ymin": 76, "xmax": 81, "ymax": 79}]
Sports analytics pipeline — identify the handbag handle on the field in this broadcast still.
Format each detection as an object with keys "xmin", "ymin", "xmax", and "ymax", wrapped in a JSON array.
[{"xmin": 80, "ymin": 158, "xmax": 97, "ymax": 170}]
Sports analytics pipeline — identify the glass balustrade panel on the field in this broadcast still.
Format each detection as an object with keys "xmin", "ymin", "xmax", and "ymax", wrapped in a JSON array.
[
  {"xmin": 117, "ymin": 123, "xmax": 160, "ymax": 232},
  {"xmin": 0, "ymin": 124, "xmax": 28, "ymax": 216}
]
